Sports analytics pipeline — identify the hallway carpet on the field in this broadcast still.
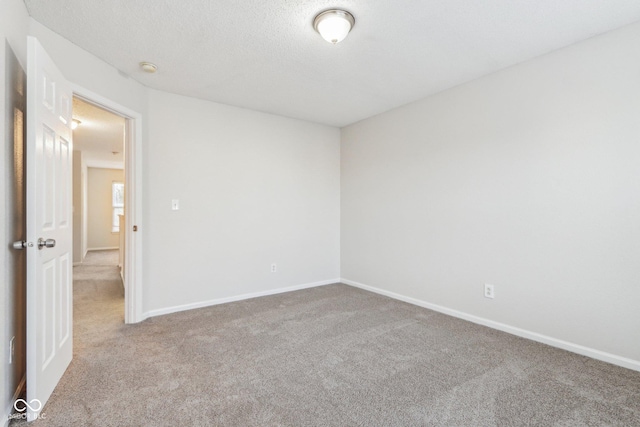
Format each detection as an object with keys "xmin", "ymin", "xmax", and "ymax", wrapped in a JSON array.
[
  {"xmin": 24, "ymin": 277, "xmax": 640, "ymax": 426},
  {"xmin": 80, "ymin": 249, "xmax": 119, "ymax": 267}
]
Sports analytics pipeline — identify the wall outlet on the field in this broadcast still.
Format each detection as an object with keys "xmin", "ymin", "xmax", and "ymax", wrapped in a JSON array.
[
  {"xmin": 9, "ymin": 336, "xmax": 15, "ymax": 364},
  {"xmin": 271, "ymin": 263, "xmax": 277, "ymax": 273},
  {"xmin": 484, "ymin": 284, "xmax": 495, "ymax": 299},
  {"xmin": 171, "ymin": 199, "xmax": 179, "ymax": 210}
]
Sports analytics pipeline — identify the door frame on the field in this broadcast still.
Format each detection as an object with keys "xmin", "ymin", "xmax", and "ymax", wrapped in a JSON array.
[{"xmin": 71, "ymin": 84, "xmax": 144, "ymax": 323}]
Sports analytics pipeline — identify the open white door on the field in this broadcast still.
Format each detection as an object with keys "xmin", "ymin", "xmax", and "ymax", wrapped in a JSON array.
[{"xmin": 25, "ymin": 36, "xmax": 73, "ymax": 421}]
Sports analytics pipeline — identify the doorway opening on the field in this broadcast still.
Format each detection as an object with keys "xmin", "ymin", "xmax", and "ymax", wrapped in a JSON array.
[
  {"xmin": 72, "ymin": 96, "xmax": 126, "ymax": 319},
  {"xmin": 71, "ymin": 87, "xmax": 143, "ymax": 324}
]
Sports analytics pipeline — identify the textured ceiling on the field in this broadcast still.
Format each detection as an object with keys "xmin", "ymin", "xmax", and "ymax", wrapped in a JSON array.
[
  {"xmin": 72, "ymin": 97, "xmax": 124, "ymax": 156},
  {"xmin": 25, "ymin": 1, "xmax": 640, "ymax": 127}
]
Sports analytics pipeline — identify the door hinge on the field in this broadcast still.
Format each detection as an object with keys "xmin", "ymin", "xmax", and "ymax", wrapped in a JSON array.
[{"xmin": 133, "ymin": 225, "xmax": 138, "ymax": 232}]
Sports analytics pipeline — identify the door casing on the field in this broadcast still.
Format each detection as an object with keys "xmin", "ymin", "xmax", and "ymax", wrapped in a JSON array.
[{"xmin": 71, "ymin": 86, "xmax": 144, "ymax": 324}]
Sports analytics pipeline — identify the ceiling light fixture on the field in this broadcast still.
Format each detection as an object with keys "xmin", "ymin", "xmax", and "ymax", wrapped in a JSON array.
[
  {"xmin": 313, "ymin": 9, "xmax": 355, "ymax": 44},
  {"xmin": 140, "ymin": 62, "xmax": 158, "ymax": 73},
  {"xmin": 71, "ymin": 119, "xmax": 81, "ymax": 130}
]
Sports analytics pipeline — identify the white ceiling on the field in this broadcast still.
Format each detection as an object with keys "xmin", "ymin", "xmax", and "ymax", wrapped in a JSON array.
[
  {"xmin": 25, "ymin": 1, "xmax": 640, "ymax": 127},
  {"xmin": 72, "ymin": 96, "xmax": 124, "ymax": 161}
]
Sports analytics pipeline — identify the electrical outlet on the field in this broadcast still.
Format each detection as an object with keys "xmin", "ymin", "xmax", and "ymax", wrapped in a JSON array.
[
  {"xmin": 9, "ymin": 336, "xmax": 15, "ymax": 364},
  {"xmin": 484, "ymin": 284, "xmax": 495, "ymax": 299},
  {"xmin": 271, "ymin": 263, "xmax": 277, "ymax": 273},
  {"xmin": 171, "ymin": 199, "xmax": 179, "ymax": 210}
]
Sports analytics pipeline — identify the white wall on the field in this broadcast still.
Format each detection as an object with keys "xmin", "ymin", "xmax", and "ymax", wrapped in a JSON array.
[
  {"xmin": 146, "ymin": 89, "xmax": 340, "ymax": 313},
  {"xmin": 87, "ymin": 167, "xmax": 124, "ymax": 250},
  {"xmin": 1, "ymin": 0, "xmax": 30, "ymax": 423},
  {"xmin": 82, "ymin": 150, "xmax": 124, "ymax": 168},
  {"xmin": 75, "ymin": 152, "xmax": 125, "ymax": 262},
  {"xmin": 341, "ymin": 22, "xmax": 640, "ymax": 365},
  {"xmin": 7, "ymin": 14, "xmax": 342, "ymax": 321},
  {"xmin": 25, "ymin": 19, "xmax": 345, "ymax": 321}
]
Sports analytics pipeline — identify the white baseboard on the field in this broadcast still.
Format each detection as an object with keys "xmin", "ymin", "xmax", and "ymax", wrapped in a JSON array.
[
  {"xmin": 341, "ymin": 278, "xmax": 640, "ymax": 372},
  {"xmin": 145, "ymin": 278, "xmax": 341, "ymax": 319},
  {"xmin": 87, "ymin": 246, "xmax": 118, "ymax": 251}
]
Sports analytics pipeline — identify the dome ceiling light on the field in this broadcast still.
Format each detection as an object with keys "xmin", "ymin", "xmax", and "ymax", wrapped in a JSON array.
[{"xmin": 313, "ymin": 9, "xmax": 355, "ymax": 44}]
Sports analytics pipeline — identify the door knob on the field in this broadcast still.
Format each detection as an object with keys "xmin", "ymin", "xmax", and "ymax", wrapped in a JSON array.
[{"xmin": 37, "ymin": 238, "xmax": 56, "ymax": 250}]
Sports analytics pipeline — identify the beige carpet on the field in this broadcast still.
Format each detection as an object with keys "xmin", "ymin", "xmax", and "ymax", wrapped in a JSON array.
[
  {"xmin": 81, "ymin": 249, "xmax": 119, "ymax": 267},
  {"xmin": 17, "ymin": 265, "xmax": 640, "ymax": 426}
]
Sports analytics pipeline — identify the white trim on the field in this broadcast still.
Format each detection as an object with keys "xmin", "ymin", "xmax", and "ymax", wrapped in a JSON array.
[
  {"xmin": 145, "ymin": 279, "xmax": 340, "ymax": 319},
  {"xmin": 71, "ymin": 84, "xmax": 144, "ymax": 324},
  {"xmin": 86, "ymin": 246, "xmax": 118, "ymax": 251},
  {"xmin": 341, "ymin": 278, "xmax": 640, "ymax": 372},
  {"xmin": 71, "ymin": 85, "xmax": 142, "ymax": 120}
]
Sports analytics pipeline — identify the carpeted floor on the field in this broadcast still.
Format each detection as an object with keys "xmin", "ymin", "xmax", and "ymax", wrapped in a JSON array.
[
  {"xmin": 80, "ymin": 249, "xmax": 120, "ymax": 267},
  {"xmin": 19, "ymin": 259, "xmax": 640, "ymax": 426}
]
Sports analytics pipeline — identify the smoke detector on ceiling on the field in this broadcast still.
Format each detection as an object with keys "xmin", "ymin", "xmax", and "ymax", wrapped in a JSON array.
[{"xmin": 140, "ymin": 62, "xmax": 158, "ymax": 73}]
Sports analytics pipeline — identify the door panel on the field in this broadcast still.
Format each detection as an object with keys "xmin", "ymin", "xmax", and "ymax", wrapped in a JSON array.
[
  {"xmin": 59, "ymin": 253, "xmax": 71, "ymax": 346},
  {"xmin": 41, "ymin": 125, "xmax": 56, "ymax": 230},
  {"xmin": 41, "ymin": 259, "xmax": 56, "ymax": 369},
  {"xmin": 59, "ymin": 138, "xmax": 71, "ymax": 228},
  {"xmin": 26, "ymin": 36, "xmax": 73, "ymax": 421}
]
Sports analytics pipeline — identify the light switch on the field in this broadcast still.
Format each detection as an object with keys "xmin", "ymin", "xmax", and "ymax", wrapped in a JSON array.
[{"xmin": 171, "ymin": 199, "xmax": 179, "ymax": 210}]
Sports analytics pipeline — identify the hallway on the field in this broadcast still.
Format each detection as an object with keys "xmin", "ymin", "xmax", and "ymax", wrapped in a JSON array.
[{"xmin": 73, "ymin": 250, "xmax": 124, "ymax": 343}]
